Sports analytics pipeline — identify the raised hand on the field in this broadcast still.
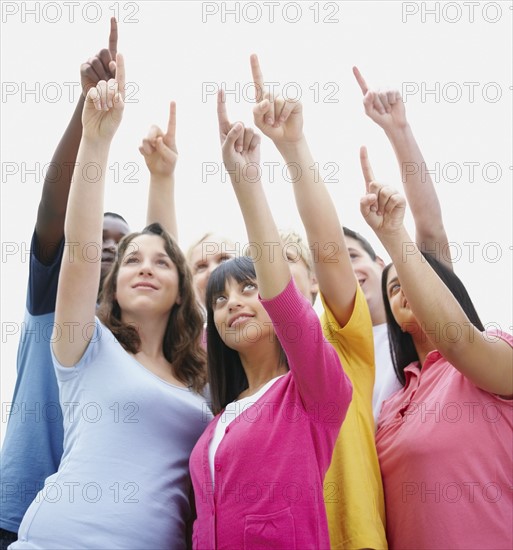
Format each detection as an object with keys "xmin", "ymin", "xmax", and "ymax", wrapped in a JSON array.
[
  {"xmin": 80, "ymin": 17, "xmax": 118, "ymax": 97},
  {"xmin": 359, "ymin": 146, "xmax": 406, "ymax": 236},
  {"xmin": 217, "ymin": 90, "xmax": 261, "ymax": 182},
  {"xmin": 82, "ymin": 53, "xmax": 125, "ymax": 142},
  {"xmin": 250, "ymin": 54, "xmax": 303, "ymax": 146},
  {"xmin": 353, "ymin": 67, "xmax": 407, "ymax": 132},
  {"xmin": 139, "ymin": 102, "xmax": 178, "ymax": 177}
]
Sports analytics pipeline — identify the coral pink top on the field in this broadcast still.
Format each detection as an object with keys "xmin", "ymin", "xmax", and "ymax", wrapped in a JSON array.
[{"xmin": 376, "ymin": 330, "xmax": 513, "ymax": 550}]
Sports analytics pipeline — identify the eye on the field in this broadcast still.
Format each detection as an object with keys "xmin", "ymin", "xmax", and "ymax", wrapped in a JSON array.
[
  {"xmin": 124, "ymin": 256, "xmax": 139, "ymax": 264},
  {"xmin": 242, "ymin": 282, "xmax": 257, "ymax": 292},
  {"xmin": 213, "ymin": 294, "xmax": 227, "ymax": 307},
  {"xmin": 349, "ymin": 252, "xmax": 359, "ymax": 260},
  {"xmin": 219, "ymin": 254, "xmax": 232, "ymax": 264},
  {"xmin": 194, "ymin": 262, "xmax": 208, "ymax": 274},
  {"xmin": 157, "ymin": 258, "xmax": 170, "ymax": 267},
  {"xmin": 389, "ymin": 283, "xmax": 401, "ymax": 296}
]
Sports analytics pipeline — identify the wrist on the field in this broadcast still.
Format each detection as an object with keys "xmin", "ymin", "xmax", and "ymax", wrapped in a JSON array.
[
  {"xmin": 378, "ymin": 226, "xmax": 411, "ymax": 256},
  {"xmin": 274, "ymin": 135, "xmax": 309, "ymax": 160},
  {"xmin": 80, "ymin": 135, "xmax": 113, "ymax": 152},
  {"xmin": 150, "ymin": 173, "xmax": 175, "ymax": 184},
  {"xmin": 384, "ymin": 123, "xmax": 412, "ymax": 142}
]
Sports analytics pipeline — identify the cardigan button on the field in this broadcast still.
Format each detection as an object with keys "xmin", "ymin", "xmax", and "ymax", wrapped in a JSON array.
[{"xmin": 215, "ymin": 463, "xmax": 221, "ymax": 471}]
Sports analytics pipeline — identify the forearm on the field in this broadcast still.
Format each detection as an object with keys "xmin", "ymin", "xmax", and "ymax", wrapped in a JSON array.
[
  {"xmin": 146, "ymin": 174, "xmax": 177, "ymax": 238},
  {"xmin": 35, "ymin": 96, "xmax": 86, "ymax": 258},
  {"xmin": 381, "ymin": 227, "xmax": 512, "ymax": 394},
  {"xmin": 385, "ymin": 125, "xmax": 450, "ymax": 264},
  {"xmin": 276, "ymin": 137, "xmax": 357, "ymax": 321},
  {"xmin": 380, "ymin": 227, "xmax": 476, "ymax": 359},
  {"xmin": 277, "ymin": 137, "xmax": 346, "ymax": 260},
  {"xmin": 64, "ymin": 137, "xmax": 110, "ymax": 256},
  {"xmin": 231, "ymin": 176, "xmax": 290, "ymax": 299}
]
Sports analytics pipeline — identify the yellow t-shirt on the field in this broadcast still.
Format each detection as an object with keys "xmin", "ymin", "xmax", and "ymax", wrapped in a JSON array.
[{"xmin": 321, "ymin": 286, "xmax": 387, "ymax": 549}]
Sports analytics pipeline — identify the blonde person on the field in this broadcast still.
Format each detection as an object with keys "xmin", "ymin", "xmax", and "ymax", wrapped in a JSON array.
[
  {"xmin": 250, "ymin": 55, "xmax": 386, "ymax": 549},
  {"xmin": 11, "ymin": 55, "xmax": 211, "ymax": 550},
  {"xmin": 186, "ymin": 233, "xmax": 237, "ymax": 308}
]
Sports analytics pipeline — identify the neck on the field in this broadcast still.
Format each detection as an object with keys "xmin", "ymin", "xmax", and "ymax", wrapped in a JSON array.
[
  {"xmin": 370, "ymin": 303, "xmax": 387, "ymax": 326},
  {"xmin": 411, "ymin": 329, "xmax": 437, "ymax": 367},
  {"xmin": 238, "ymin": 343, "xmax": 287, "ymax": 397},
  {"xmin": 121, "ymin": 311, "xmax": 169, "ymax": 359}
]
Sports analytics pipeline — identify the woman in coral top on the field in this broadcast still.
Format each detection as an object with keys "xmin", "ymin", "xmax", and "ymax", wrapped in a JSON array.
[
  {"xmin": 189, "ymin": 92, "xmax": 352, "ymax": 549},
  {"xmin": 359, "ymin": 148, "xmax": 513, "ymax": 550}
]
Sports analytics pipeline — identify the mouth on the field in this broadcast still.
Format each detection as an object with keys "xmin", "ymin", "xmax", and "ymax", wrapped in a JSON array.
[
  {"xmin": 101, "ymin": 254, "xmax": 115, "ymax": 264},
  {"xmin": 133, "ymin": 282, "xmax": 158, "ymax": 290},
  {"xmin": 229, "ymin": 314, "xmax": 254, "ymax": 328}
]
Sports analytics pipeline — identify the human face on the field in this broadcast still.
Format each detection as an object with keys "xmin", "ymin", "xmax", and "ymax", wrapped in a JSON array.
[
  {"xmin": 101, "ymin": 216, "xmax": 130, "ymax": 280},
  {"xmin": 190, "ymin": 236, "xmax": 235, "ymax": 306},
  {"xmin": 385, "ymin": 265, "xmax": 418, "ymax": 333},
  {"xmin": 115, "ymin": 234, "xmax": 181, "ymax": 319},
  {"xmin": 344, "ymin": 236, "xmax": 385, "ymax": 324},
  {"xmin": 212, "ymin": 277, "xmax": 273, "ymax": 352}
]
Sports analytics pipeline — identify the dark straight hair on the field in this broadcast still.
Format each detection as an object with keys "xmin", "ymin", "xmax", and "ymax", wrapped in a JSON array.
[
  {"xmin": 382, "ymin": 253, "xmax": 485, "ymax": 386},
  {"xmin": 205, "ymin": 256, "xmax": 287, "ymax": 415}
]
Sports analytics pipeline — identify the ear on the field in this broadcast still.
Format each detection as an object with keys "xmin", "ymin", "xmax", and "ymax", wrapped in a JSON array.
[{"xmin": 175, "ymin": 295, "xmax": 182, "ymax": 306}]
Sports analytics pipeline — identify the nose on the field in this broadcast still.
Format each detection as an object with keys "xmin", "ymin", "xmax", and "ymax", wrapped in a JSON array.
[
  {"xmin": 138, "ymin": 258, "xmax": 154, "ymax": 276},
  {"xmin": 226, "ymin": 291, "xmax": 242, "ymax": 312},
  {"xmin": 102, "ymin": 239, "xmax": 116, "ymax": 254}
]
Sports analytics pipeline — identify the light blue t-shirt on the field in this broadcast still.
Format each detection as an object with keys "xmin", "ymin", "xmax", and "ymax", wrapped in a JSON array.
[
  {"xmin": 1, "ymin": 233, "xmax": 65, "ymax": 532},
  {"xmin": 11, "ymin": 318, "xmax": 212, "ymax": 549}
]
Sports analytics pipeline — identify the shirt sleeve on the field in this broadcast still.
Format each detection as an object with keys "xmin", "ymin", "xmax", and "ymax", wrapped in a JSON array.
[
  {"xmin": 260, "ymin": 278, "xmax": 353, "ymax": 427},
  {"xmin": 28, "ymin": 230, "xmax": 65, "ymax": 316},
  {"xmin": 51, "ymin": 317, "xmax": 103, "ymax": 382}
]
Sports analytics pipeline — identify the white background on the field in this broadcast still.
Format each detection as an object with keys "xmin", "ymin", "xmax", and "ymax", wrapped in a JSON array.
[{"xmin": 1, "ymin": 0, "xmax": 512, "ymax": 444}]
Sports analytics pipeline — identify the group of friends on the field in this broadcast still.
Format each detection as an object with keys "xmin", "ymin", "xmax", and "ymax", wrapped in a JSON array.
[{"xmin": 1, "ymin": 18, "xmax": 512, "ymax": 550}]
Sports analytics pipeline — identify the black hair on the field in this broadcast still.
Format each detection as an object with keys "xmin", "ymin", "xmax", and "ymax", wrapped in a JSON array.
[
  {"xmin": 343, "ymin": 226, "xmax": 377, "ymax": 261},
  {"xmin": 382, "ymin": 253, "xmax": 485, "ymax": 386},
  {"xmin": 104, "ymin": 211, "xmax": 128, "ymax": 225},
  {"xmin": 205, "ymin": 256, "xmax": 287, "ymax": 414}
]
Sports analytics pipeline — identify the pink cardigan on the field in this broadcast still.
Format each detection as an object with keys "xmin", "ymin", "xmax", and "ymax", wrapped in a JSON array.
[{"xmin": 190, "ymin": 279, "xmax": 353, "ymax": 549}]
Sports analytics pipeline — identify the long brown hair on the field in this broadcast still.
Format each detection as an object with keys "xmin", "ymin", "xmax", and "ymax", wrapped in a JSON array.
[{"xmin": 98, "ymin": 223, "xmax": 207, "ymax": 392}]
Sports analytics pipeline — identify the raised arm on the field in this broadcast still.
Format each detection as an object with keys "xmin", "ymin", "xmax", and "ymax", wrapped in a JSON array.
[
  {"xmin": 250, "ymin": 55, "xmax": 356, "ymax": 324},
  {"xmin": 53, "ymin": 54, "xmax": 126, "ymax": 367},
  {"xmin": 35, "ymin": 18, "xmax": 118, "ymax": 264},
  {"xmin": 354, "ymin": 67, "xmax": 452, "ymax": 270},
  {"xmin": 359, "ymin": 147, "xmax": 512, "ymax": 397},
  {"xmin": 140, "ymin": 101, "xmax": 178, "ymax": 238},
  {"xmin": 217, "ymin": 90, "xmax": 289, "ymax": 299}
]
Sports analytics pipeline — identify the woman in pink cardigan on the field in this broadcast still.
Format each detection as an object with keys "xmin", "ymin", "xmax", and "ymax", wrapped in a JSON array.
[{"xmin": 189, "ymin": 92, "xmax": 352, "ymax": 549}]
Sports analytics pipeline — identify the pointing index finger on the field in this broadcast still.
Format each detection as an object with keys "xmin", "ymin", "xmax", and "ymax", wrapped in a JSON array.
[
  {"xmin": 360, "ymin": 146, "xmax": 375, "ymax": 192},
  {"xmin": 217, "ymin": 89, "xmax": 230, "ymax": 131},
  {"xmin": 109, "ymin": 17, "xmax": 118, "ymax": 59},
  {"xmin": 250, "ymin": 54, "xmax": 265, "ymax": 102},
  {"xmin": 166, "ymin": 101, "xmax": 176, "ymax": 140},
  {"xmin": 353, "ymin": 66, "xmax": 368, "ymax": 95}
]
